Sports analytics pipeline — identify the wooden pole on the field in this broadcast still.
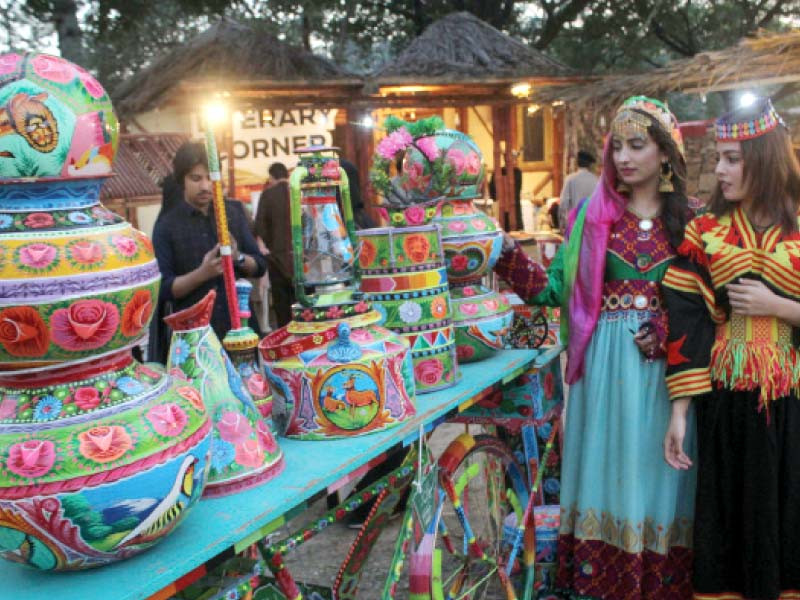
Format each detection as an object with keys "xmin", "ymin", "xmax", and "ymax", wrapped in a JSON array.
[
  {"xmin": 491, "ymin": 106, "xmax": 507, "ymax": 228},
  {"xmin": 506, "ymin": 104, "xmax": 518, "ymax": 231},
  {"xmin": 552, "ymin": 107, "xmax": 565, "ymax": 197}
]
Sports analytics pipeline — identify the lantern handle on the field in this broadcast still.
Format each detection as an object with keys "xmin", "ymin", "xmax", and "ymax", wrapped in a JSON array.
[
  {"xmin": 289, "ymin": 166, "xmax": 316, "ymax": 307},
  {"xmin": 336, "ymin": 166, "xmax": 361, "ymax": 292}
]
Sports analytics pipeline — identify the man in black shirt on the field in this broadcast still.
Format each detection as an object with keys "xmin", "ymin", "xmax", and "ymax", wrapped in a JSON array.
[{"xmin": 151, "ymin": 142, "xmax": 267, "ymax": 360}]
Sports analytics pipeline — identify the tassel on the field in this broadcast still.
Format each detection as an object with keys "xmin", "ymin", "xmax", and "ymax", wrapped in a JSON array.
[{"xmin": 658, "ymin": 162, "xmax": 674, "ymax": 193}]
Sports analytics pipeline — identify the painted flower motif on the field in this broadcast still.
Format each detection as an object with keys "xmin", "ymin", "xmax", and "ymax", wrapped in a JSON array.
[
  {"xmin": 446, "ymin": 148, "xmax": 466, "ymax": 174},
  {"xmin": 301, "ymin": 308, "xmax": 316, "ymax": 322},
  {"xmin": 176, "ymin": 386, "xmax": 205, "ymax": 411},
  {"xmin": 225, "ymin": 588, "xmax": 240, "ymax": 600},
  {"xmin": 210, "ymin": 439, "xmax": 236, "ymax": 472},
  {"xmin": 235, "ymin": 438, "xmax": 265, "ymax": 468},
  {"xmin": 0, "ymin": 53, "xmax": 20, "ymax": 76},
  {"xmin": 471, "ymin": 218, "xmax": 487, "ymax": 231},
  {"xmin": 402, "ymin": 162, "xmax": 431, "ymax": 192},
  {"xmin": 121, "ymin": 290, "xmax": 153, "ymax": 337},
  {"xmin": 459, "ymin": 303, "xmax": 479, "ymax": 316},
  {"xmin": 217, "ymin": 411, "xmax": 254, "ymax": 445},
  {"xmin": 543, "ymin": 478, "xmax": 560, "ymax": 496},
  {"xmin": 68, "ymin": 240, "xmax": 104, "ymax": 265},
  {"xmin": 0, "ymin": 395, "xmax": 17, "ymax": 420},
  {"xmin": 414, "ymin": 359, "xmax": 444, "ymax": 387},
  {"xmin": 456, "ymin": 344, "xmax": 475, "ymax": 361},
  {"xmin": 452, "ymin": 201, "xmax": 470, "ymax": 216},
  {"xmin": 256, "ymin": 420, "xmax": 278, "ymax": 454},
  {"xmin": 171, "ymin": 338, "xmax": 191, "ymax": 365},
  {"xmin": 67, "ymin": 211, "xmax": 92, "ymax": 225},
  {"xmin": 116, "ymin": 376, "xmax": 144, "ymax": 395},
  {"xmin": 0, "ymin": 215, "xmax": 12, "ymax": 229},
  {"xmin": 74, "ymin": 386, "xmax": 101, "ymax": 411},
  {"xmin": 447, "ymin": 220, "xmax": 467, "ymax": 233},
  {"xmin": 6, "ymin": 440, "xmax": 56, "ymax": 479},
  {"xmin": 354, "ymin": 300, "xmax": 370, "ymax": 314},
  {"xmin": 78, "ymin": 425, "xmax": 133, "ymax": 464},
  {"xmin": 404, "ymin": 205, "xmax": 426, "ymax": 226},
  {"xmin": 430, "ymin": 296, "xmax": 448, "ymax": 320},
  {"xmin": 468, "ymin": 258, "xmax": 480, "ymax": 270},
  {"xmin": 32, "ymin": 54, "xmax": 75, "ymax": 84},
  {"xmin": 33, "ymin": 395, "xmax": 62, "ymax": 421},
  {"xmin": 482, "ymin": 299, "xmax": 498, "ymax": 312},
  {"xmin": 403, "ymin": 233, "xmax": 431, "ymax": 263},
  {"xmin": 111, "ymin": 235, "xmax": 138, "ymax": 258},
  {"xmin": 51, "ymin": 299, "xmax": 119, "ymax": 352},
  {"xmin": 77, "ymin": 68, "xmax": 105, "ymax": 99},
  {"xmin": 461, "ymin": 286, "xmax": 476, "ymax": 297},
  {"xmin": 398, "ymin": 301, "xmax": 422, "ymax": 324},
  {"xmin": 18, "ymin": 243, "xmax": 58, "ymax": 270},
  {"xmin": 450, "ymin": 254, "xmax": 469, "ymax": 272},
  {"xmin": 147, "ymin": 404, "xmax": 188, "ymax": 437},
  {"xmin": 0, "ymin": 306, "xmax": 49, "ymax": 357},
  {"xmin": 358, "ymin": 239, "xmax": 377, "ymax": 268},
  {"xmin": 465, "ymin": 152, "xmax": 482, "ymax": 176},
  {"xmin": 91, "ymin": 206, "xmax": 117, "ymax": 223},
  {"xmin": 246, "ymin": 373, "xmax": 268, "ymax": 398},
  {"xmin": 321, "ymin": 160, "xmax": 340, "ymax": 179},
  {"xmin": 376, "ymin": 127, "xmax": 413, "ymax": 160},
  {"xmin": 326, "ymin": 306, "xmax": 344, "ymax": 319},
  {"xmin": 414, "ymin": 136, "xmax": 439, "ymax": 162},
  {"xmin": 23, "ymin": 212, "xmax": 55, "ymax": 229}
]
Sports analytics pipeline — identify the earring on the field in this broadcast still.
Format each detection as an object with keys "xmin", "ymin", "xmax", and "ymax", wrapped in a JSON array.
[{"xmin": 658, "ymin": 162, "xmax": 674, "ymax": 193}]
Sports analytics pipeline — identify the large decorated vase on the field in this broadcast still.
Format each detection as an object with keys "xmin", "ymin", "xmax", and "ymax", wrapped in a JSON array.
[
  {"xmin": 0, "ymin": 53, "xmax": 211, "ymax": 570},
  {"xmin": 259, "ymin": 147, "xmax": 415, "ymax": 440},
  {"xmin": 370, "ymin": 120, "xmax": 513, "ymax": 363},
  {"xmin": 357, "ymin": 225, "xmax": 458, "ymax": 393}
]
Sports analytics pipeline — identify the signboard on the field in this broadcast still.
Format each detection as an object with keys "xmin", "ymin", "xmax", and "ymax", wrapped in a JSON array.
[{"xmin": 191, "ymin": 108, "xmax": 337, "ymax": 203}]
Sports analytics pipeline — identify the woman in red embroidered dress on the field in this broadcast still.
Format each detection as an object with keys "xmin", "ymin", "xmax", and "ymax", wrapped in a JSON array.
[{"xmin": 663, "ymin": 98, "xmax": 800, "ymax": 600}]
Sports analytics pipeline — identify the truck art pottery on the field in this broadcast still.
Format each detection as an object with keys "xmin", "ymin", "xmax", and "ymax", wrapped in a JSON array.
[
  {"xmin": 0, "ymin": 52, "xmax": 212, "ymax": 570},
  {"xmin": 259, "ymin": 147, "xmax": 415, "ymax": 440},
  {"xmin": 166, "ymin": 292, "xmax": 284, "ymax": 498},
  {"xmin": 357, "ymin": 225, "xmax": 458, "ymax": 393}
]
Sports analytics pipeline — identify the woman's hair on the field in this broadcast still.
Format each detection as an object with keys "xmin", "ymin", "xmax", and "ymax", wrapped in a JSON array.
[
  {"xmin": 636, "ymin": 115, "xmax": 690, "ymax": 249},
  {"xmin": 707, "ymin": 124, "xmax": 800, "ymax": 233}
]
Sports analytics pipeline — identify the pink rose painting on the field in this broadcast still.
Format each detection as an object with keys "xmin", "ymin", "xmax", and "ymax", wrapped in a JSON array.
[
  {"xmin": 414, "ymin": 137, "xmax": 439, "ymax": 162},
  {"xmin": 112, "ymin": 235, "xmax": 138, "ymax": 258},
  {"xmin": 32, "ymin": 54, "xmax": 75, "ymax": 84},
  {"xmin": 450, "ymin": 254, "xmax": 469, "ymax": 272},
  {"xmin": 147, "ymin": 404, "xmax": 188, "ymax": 437},
  {"xmin": 77, "ymin": 67, "xmax": 105, "ymax": 99},
  {"xmin": 471, "ymin": 218, "xmax": 487, "ymax": 231},
  {"xmin": 459, "ymin": 303, "xmax": 479, "ymax": 316},
  {"xmin": 402, "ymin": 162, "xmax": 431, "ymax": 192},
  {"xmin": 456, "ymin": 345, "xmax": 475, "ymax": 361},
  {"xmin": 69, "ymin": 240, "xmax": 104, "ymax": 265},
  {"xmin": 448, "ymin": 220, "xmax": 467, "ymax": 233},
  {"xmin": 0, "ymin": 54, "xmax": 21, "ymax": 77},
  {"xmin": 414, "ymin": 359, "xmax": 444, "ymax": 387},
  {"xmin": 19, "ymin": 243, "xmax": 57, "ymax": 270},
  {"xmin": 465, "ymin": 152, "xmax": 482, "ymax": 176},
  {"xmin": 78, "ymin": 425, "xmax": 133, "ymax": 463},
  {"xmin": 482, "ymin": 299, "xmax": 499, "ymax": 312},
  {"xmin": 404, "ymin": 205, "xmax": 426, "ymax": 226},
  {"xmin": 7, "ymin": 440, "xmax": 56, "ymax": 478},
  {"xmin": 256, "ymin": 420, "xmax": 278, "ymax": 454},
  {"xmin": 235, "ymin": 439, "xmax": 265, "ymax": 468},
  {"xmin": 24, "ymin": 212, "xmax": 55, "ymax": 229},
  {"xmin": 0, "ymin": 396, "xmax": 16, "ymax": 420},
  {"xmin": 216, "ymin": 411, "xmax": 253, "ymax": 445},
  {"xmin": 51, "ymin": 299, "xmax": 119, "ymax": 351},
  {"xmin": 321, "ymin": 160, "xmax": 340, "ymax": 180},
  {"xmin": 176, "ymin": 386, "xmax": 205, "ymax": 411},
  {"xmin": 74, "ymin": 386, "xmax": 101, "ymax": 411},
  {"xmin": 446, "ymin": 148, "xmax": 466, "ymax": 174}
]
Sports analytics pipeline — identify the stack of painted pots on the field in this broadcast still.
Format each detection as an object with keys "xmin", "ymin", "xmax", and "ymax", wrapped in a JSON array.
[
  {"xmin": 260, "ymin": 147, "xmax": 415, "ymax": 440},
  {"xmin": 356, "ymin": 225, "xmax": 458, "ymax": 393},
  {"xmin": 166, "ymin": 292, "xmax": 283, "ymax": 498},
  {"xmin": 0, "ymin": 53, "xmax": 211, "ymax": 570}
]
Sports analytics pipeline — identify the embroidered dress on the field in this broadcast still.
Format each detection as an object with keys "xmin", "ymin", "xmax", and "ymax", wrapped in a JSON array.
[
  {"xmin": 663, "ymin": 207, "xmax": 800, "ymax": 600},
  {"xmin": 496, "ymin": 208, "xmax": 696, "ymax": 600}
]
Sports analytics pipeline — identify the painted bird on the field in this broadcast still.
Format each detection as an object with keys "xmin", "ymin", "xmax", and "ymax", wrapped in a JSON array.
[{"xmin": 117, "ymin": 455, "xmax": 198, "ymax": 547}]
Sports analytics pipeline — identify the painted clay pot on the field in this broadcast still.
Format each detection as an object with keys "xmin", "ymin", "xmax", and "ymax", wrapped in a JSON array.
[
  {"xmin": 166, "ymin": 292, "xmax": 284, "ymax": 498},
  {"xmin": 357, "ymin": 225, "xmax": 458, "ymax": 393},
  {"xmin": 0, "ymin": 52, "xmax": 212, "ymax": 570},
  {"xmin": 435, "ymin": 200, "xmax": 513, "ymax": 362},
  {"xmin": 259, "ymin": 312, "xmax": 415, "ymax": 440}
]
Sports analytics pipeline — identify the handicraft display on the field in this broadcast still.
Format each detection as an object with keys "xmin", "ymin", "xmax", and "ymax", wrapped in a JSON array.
[
  {"xmin": 357, "ymin": 225, "xmax": 458, "ymax": 393},
  {"xmin": 0, "ymin": 52, "xmax": 211, "ymax": 570},
  {"xmin": 259, "ymin": 147, "xmax": 415, "ymax": 440},
  {"xmin": 370, "ymin": 119, "xmax": 513, "ymax": 363}
]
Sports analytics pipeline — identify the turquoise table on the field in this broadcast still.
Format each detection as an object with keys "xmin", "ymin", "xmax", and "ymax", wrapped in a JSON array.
[{"xmin": 0, "ymin": 347, "xmax": 560, "ymax": 600}]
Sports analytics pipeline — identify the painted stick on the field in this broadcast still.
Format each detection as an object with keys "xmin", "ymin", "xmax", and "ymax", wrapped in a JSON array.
[{"xmin": 204, "ymin": 123, "xmax": 241, "ymax": 330}]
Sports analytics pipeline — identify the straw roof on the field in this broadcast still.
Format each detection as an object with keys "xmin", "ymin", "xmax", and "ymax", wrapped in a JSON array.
[
  {"xmin": 372, "ymin": 12, "xmax": 574, "ymax": 84},
  {"xmin": 112, "ymin": 17, "xmax": 361, "ymax": 116},
  {"xmin": 532, "ymin": 29, "xmax": 800, "ymax": 111}
]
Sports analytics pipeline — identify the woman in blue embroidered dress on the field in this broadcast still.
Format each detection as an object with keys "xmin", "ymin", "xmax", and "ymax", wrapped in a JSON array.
[{"xmin": 495, "ymin": 97, "xmax": 696, "ymax": 599}]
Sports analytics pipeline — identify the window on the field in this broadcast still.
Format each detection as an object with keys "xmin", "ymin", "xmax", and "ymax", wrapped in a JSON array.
[{"xmin": 517, "ymin": 105, "xmax": 552, "ymax": 169}]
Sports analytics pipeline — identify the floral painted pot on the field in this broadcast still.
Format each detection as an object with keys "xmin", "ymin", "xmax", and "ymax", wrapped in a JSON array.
[
  {"xmin": 434, "ymin": 199, "xmax": 512, "ymax": 362},
  {"xmin": 0, "ymin": 52, "xmax": 212, "ymax": 570},
  {"xmin": 0, "ymin": 351, "xmax": 212, "ymax": 570},
  {"xmin": 259, "ymin": 311, "xmax": 415, "ymax": 440},
  {"xmin": 357, "ymin": 225, "xmax": 458, "ymax": 393},
  {"xmin": 166, "ymin": 292, "xmax": 284, "ymax": 498}
]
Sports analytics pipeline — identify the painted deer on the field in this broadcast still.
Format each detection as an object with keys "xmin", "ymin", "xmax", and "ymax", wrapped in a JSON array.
[
  {"xmin": 321, "ymin": 386, "xmax": 346, "ymax": 412},
  {"xmin": 343, "ymin": 375, "xmax": 377, "ymax": 416}
]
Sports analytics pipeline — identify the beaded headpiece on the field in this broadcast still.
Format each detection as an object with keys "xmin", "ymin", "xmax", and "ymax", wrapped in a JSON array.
[
  {"xmin": 612, "ymin": 95, "xmax": 685, "ymax": 158},
  {"xmin": 715, "ymin": 98, "xmax": 786, "ymax": 142}
]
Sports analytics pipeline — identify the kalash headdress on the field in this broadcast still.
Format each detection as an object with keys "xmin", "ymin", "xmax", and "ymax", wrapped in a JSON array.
[
  {"xmin": 612, "ymin": 95, "xmax": 685, "ymax": 158},
  {"xmin": 716, "ymin": 97, "xmax": 787, "ymax": 141}
]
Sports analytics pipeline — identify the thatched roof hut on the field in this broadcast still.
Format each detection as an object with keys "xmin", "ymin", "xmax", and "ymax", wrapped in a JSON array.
[
  {"xmin": 112, "ymin": 17, "xmax": 363, "ymax": 116},
  {"xmin": 371, "ymin": 12, "xmax": 574, "ymax": 87},
  {"xmin": 532, "ymin": 29, "xmax": 800, "ymax": 112}
]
